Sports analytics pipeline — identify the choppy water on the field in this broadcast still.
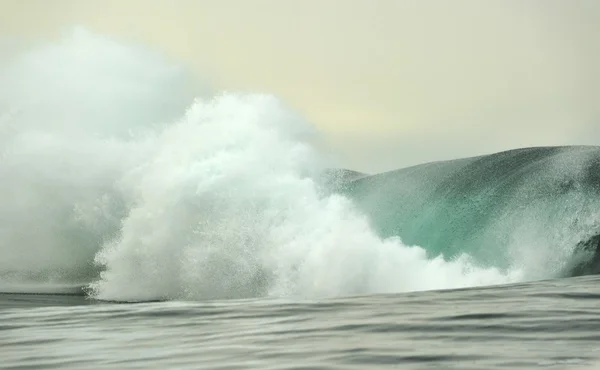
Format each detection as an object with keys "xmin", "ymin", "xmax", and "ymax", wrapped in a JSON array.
[{"xmin": 3, "ymin": 276, "xmax": 600, "ymax": 370}]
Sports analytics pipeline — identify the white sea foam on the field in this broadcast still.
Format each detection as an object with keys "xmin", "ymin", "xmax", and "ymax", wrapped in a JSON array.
[{"xmin": 1, "ymin": 27, "xmax": 520, "ymax": 301}]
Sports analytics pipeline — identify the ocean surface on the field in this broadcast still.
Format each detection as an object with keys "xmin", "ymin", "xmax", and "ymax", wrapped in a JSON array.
[
  {"xmin": 2, "ymin": 28, "xmax": 600, "ymax": 369},
  {"xmin": 3, "ymin": 276, "xmax": 600, "ymax": 369}
]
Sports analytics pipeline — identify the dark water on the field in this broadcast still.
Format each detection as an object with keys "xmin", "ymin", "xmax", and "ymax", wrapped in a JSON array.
[{"xmin": 2, "ymin": 276, "xmax": 600, "ymax": 370}]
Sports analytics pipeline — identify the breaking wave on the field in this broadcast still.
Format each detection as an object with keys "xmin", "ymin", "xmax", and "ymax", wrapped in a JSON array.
[{"xmin": 1, "ymin": 28, "xmax": 597, "ymax": 302}]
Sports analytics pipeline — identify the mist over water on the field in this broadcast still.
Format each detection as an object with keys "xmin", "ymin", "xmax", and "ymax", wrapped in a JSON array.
[
  {"xmin": 0, "ymin": 28, "xmax": 523, "ymax": 301},
  {"xmin": 0, "ymin": 29, "xmax": 188, "ymax": 286}
]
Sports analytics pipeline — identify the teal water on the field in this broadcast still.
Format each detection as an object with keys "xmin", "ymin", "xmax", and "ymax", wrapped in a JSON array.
[{"xmin": 337, "ymin": 146, "xmax": 600, "ymax": 279}]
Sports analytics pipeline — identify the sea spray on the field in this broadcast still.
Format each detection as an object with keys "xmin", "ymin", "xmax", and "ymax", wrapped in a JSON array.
[
  {"xmin": 0, "ymin": 27, "xmax": 197, "ymax": 286},
  {"xmin": 1, "ymin": 28, "xmax": 518, "ymax": 300},
  {"xmin": 89, "ymin": 93, "xmax": 517, "ymax": 301}
]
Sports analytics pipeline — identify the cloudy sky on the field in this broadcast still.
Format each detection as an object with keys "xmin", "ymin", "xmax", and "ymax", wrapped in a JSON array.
[{"xmin": 1, "ymin": 0, "xmax": 598, "ymax": 172}]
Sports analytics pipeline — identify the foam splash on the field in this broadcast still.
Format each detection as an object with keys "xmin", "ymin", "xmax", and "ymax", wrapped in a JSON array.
[
  {"xmin": 1, "ymin": 27, "xmax": 519, "ymax": 301},
  {"xmin": 89, "ymin": 93, "xmax": 519, "ymax": 301}
]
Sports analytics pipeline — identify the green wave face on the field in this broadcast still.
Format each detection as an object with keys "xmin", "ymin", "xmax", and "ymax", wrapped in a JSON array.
[{"xmin": 337, "ymin": 146, "xmax": 600, "ymax": 278}]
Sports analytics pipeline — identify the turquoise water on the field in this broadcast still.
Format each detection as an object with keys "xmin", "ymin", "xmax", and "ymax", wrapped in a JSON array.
[{"xmin": 339, "ymin": 146, "xmax": 600, "ymax": 278}]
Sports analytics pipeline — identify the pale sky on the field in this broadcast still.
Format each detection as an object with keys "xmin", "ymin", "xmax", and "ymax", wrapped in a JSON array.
[{"xmin": 1, "ymin": 0, "xmax": 599, "ymax": 172}]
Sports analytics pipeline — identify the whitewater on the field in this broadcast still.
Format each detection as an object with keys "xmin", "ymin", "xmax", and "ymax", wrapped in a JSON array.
[{"xmin": 0, "ymin": 28, "xmax": 525, "ymax": 301}]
